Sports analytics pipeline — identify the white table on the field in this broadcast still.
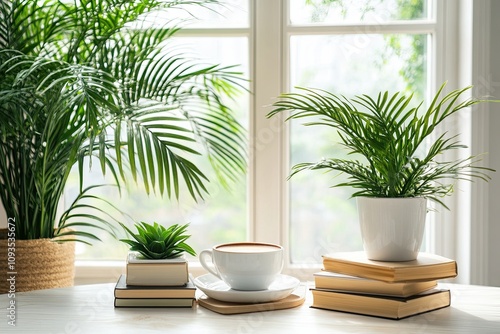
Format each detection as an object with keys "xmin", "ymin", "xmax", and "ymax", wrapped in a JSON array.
[{"xmin": 1, "ymin": 283, "xmax": 499, "ymax": 333}]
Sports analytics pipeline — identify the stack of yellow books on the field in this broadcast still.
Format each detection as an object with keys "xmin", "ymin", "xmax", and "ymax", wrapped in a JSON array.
[
  {"xmin": 311, "ymin": 251, "xmax": 458, "ymax": 320},
  {"xmin": 114, "ymin": 253, "xmax": 195, "ymax": 308}
]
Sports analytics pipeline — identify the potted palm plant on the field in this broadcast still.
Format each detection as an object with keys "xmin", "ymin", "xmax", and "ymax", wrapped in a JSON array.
[
  {"xmin": 0, "ymin": 0, "xmax": 246, "ymax": 292},
  {"xmin": 268, "ymin": 83, "xmax": 495, "ymax": 261}
]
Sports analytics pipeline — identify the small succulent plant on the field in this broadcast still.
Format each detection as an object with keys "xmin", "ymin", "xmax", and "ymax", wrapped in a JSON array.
[{"xmin": 119, "ymin": 222, "xmax": 196, "ymax": 259}]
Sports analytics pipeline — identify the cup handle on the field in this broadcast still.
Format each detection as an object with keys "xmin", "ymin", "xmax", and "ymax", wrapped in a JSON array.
[{"xmin": 199, "ymin": 249, "xmax": 221, "ymax": 279}]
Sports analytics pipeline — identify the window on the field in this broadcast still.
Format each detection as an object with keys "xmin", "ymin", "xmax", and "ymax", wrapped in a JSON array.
[
  {"xmin": 286, "ymin": 1, "xmax": 433, "ymax": 264},
  {"xmin": 68, "ymin": 0, "xmax": 251, "ymax": 263},
  {"xmin": 253, "ymin": 0, "xmax": 437, "ymax": 278},
  {"xmin": 71, "ymin": 0, "xmax": 474, "ymax": 283}
]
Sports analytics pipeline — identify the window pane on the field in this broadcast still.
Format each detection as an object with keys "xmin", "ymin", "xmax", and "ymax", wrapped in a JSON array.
[
  {"xmin": 289, "ymin": 0, "xmax": 432, "ymax": 25},
  {"xmin": 67, "ymin": 37, "xmax": 249, "ymax": 260},
  {"xmin": 141, "ymin": 0, "xmax": 249, "ymax": 29},
  {"xmin": 288, "ymin": 33, "xmax": 428, "ymax": 264}
]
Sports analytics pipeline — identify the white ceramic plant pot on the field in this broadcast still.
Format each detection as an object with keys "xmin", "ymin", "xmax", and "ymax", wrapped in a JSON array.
[{"xmin": 357, "ymin": 197, "xmax": 427, "ymax": 262}]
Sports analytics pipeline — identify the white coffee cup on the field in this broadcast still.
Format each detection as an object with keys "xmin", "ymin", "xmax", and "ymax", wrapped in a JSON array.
[{"xmin": 199, "ymin": 242, "xmax": 284, "ymax": 291}]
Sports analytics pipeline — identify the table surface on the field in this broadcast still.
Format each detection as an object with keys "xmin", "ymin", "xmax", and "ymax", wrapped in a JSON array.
[{"xmin": 1, "ymin": 282, "xmax": 499, "ymax": 333}]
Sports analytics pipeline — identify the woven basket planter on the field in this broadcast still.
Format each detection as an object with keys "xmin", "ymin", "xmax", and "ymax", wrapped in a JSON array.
[{"xmin": 0, "ymin": 229, "xmax": 75, "ymax": 293}]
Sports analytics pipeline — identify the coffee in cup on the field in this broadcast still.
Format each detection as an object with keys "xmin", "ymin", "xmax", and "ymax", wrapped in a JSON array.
[{"xmin": 199, "ymin": 242, "xmax": 284, "ymax": 291}]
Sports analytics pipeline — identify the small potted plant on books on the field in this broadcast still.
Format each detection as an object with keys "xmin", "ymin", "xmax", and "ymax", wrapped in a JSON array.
[
  {"xmin": 119, "ymin": 222, "xmax": 196, "ymax": 286},
  {"xmin": 268, "ymin": 83, "xmax": 496, "ymax": 262}
]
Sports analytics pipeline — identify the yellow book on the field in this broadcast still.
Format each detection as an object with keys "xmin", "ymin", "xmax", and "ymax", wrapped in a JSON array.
[
  {"xmin": 314, "ymin": 272, "xmax": 437, "ymax": 297},
  {"xmin": 311, "ymin": 288, "xmax": 451, "ymax": 320},
  {"xmin": 114, "ymin": 275, "xmax": 196, "ymax": 299},
  {"xmin": 322, "ymin": 251, "xmax": 457, "ymax": 283},
  {"xmin": 114, "ymin": 298, "xmax": 194, "ymax": 308}
]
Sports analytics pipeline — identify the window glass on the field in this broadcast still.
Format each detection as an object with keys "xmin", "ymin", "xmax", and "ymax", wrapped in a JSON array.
[
  {"xmin": 288, "ymin": 33, "xmax": 428, "ymax": 263},
  {"xmin": 63, "ymin": 0, "xmax": 436, "ymax": 268},
  {"xmin": 68, "ymin": 36, "xmax": 250, "ymax": 260},
  {"xmin": 140, "ymin": 0, "xmax": 249, "ymax": 29},
  {"xmin": 289, "ymin": 0, "xmax": 432, "ymax": 25}
]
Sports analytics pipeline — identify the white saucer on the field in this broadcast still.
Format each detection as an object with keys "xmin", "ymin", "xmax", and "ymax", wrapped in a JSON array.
[{"xmin": 193, "ymin": 274, "xmax": 300, "ymax": 303}]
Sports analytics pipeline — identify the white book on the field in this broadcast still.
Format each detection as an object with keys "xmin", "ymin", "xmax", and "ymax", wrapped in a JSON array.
[{"xmin": 126, "ymin": 252, "xmax": 189, "ymax": 286}]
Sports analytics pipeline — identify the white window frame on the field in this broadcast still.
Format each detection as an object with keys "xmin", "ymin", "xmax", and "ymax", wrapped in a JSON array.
[
  {"xmin": 71, "ymin": 0, "xmax": 492, "ymax": 284},
  {"xmin": 253, "ymin": 0, "xmax": 443, "ymax": 280},
  {"xmin": 430, "ymin": 0, "xmax": 491, "ymax": 285}
]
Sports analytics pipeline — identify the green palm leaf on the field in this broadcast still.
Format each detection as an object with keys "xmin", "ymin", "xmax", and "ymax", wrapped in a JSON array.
[
  {"xmin": 0, "ymin": 0, "xmax": 247, "ymax": 243},
  {"xmin": 269, "ymin": 83, "xmax": 495, "ymax": 207}
]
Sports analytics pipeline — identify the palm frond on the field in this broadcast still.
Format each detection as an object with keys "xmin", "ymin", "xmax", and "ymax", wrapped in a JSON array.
[
  {"xmin": 1, "ymin": 0, "xmax": 247, "ymax": 243},
  {"xmin": 269, "ymin": 82, "xmax": 495, "ymax": 207}
]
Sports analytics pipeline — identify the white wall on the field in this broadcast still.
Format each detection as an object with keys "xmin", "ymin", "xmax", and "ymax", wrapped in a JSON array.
[{"xmin": 488, "ymin": 0, "xmax": 500, "ymax": 287}]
